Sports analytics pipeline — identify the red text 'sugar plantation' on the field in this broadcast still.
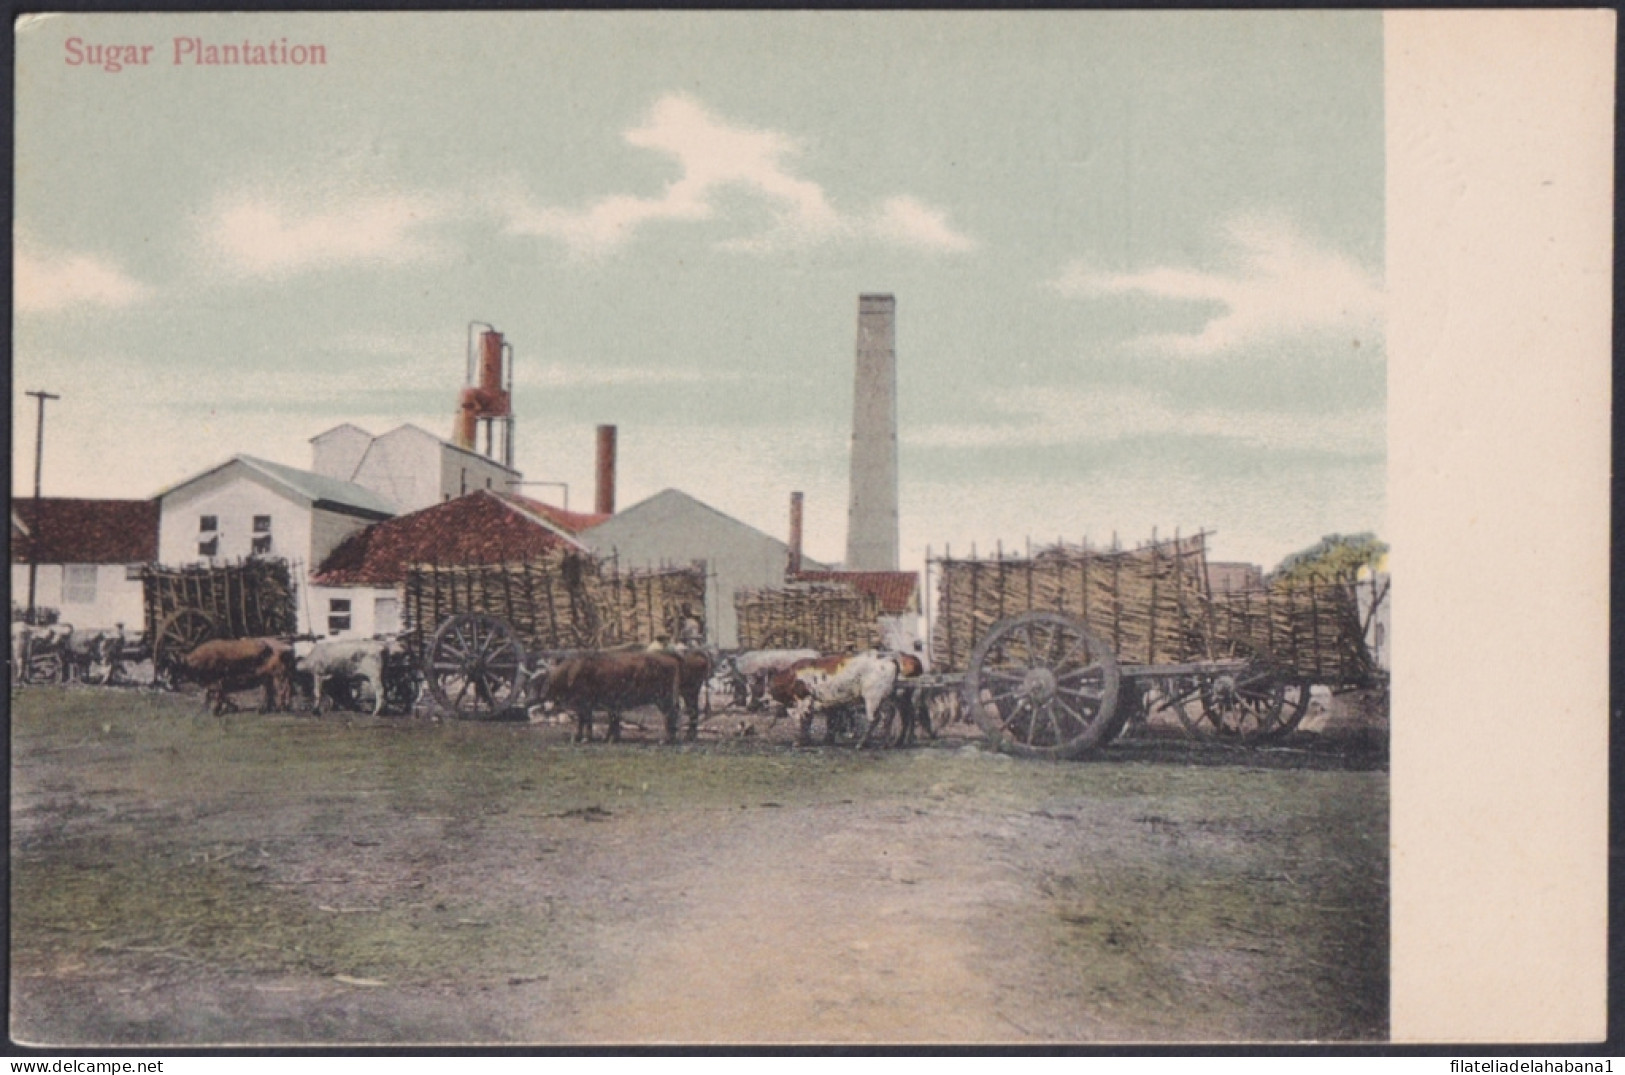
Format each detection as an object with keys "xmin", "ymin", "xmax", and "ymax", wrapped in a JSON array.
[{"xmin": 64, "ymin": 35, "xmax": 327, "ymax": 72}]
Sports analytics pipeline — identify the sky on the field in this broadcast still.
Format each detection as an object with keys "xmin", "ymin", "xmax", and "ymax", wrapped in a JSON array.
[{"xmin": 13, "ymin": 11, "xmax": 1385, "ymax": 575}]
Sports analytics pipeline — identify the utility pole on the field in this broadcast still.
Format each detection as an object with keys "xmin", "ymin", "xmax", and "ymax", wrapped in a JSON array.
[{"xmin": 25, "ymin": 390, "xmax": 59, "ymax": 622}]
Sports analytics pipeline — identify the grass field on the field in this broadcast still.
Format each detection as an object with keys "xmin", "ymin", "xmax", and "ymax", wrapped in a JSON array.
[{"xmin": 11, "ymin": 686, "xmax": 1388, "ymax": 1045}]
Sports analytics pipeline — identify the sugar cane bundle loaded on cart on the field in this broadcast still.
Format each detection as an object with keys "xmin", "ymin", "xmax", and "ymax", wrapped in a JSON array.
[
  {"xmin": 142, "ymin": 558, "xmax": 300, "ymax": 686},
  {"xmin": 404, "ymin": 550, "xmax": 708, "ymax": 721},
  {"xmin": 920, "ymin": 531, "xmax": 1384, "ymax": 759}
]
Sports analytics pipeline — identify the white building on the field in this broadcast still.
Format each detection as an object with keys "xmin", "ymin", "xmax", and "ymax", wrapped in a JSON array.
[
  {"xmin": 155, "ymin": 455, "xmax": 396, "ymax": 635},
  {"xmin": 310, "ymin": 423, "xmax": 521, "ymax": 515},
  {"xmin": 577, "ymin": 488, "xmax": 829, "ymax": 649},
  {"xmin": 10, "ymin": 499, "xmax": 157, "ymax": 631}
]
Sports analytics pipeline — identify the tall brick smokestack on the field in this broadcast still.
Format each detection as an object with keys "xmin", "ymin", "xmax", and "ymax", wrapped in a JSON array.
[
  {"xmin": 595, "ymin": 424, "xmax": 617, "ymax": 515},
  {"xmin": 846, "ymin": 294, "xmax": 899, "ymax": 570},
  {"xmin": 788, "ymin": 491, "xmax": 804, "ymax": 577}
]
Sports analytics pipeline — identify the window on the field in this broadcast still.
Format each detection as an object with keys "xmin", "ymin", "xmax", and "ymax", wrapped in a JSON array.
[
  {"xmin": 198, "ymin": 536, "xmax": 219, "ymax": 558},
  {"xmin": 199, "ymin": 515, "xmax": 217, "ymax": 533},
  {"xmin": 486, "ymin": 477, "xmax": 492, "ymax": 489},
  {"xmin": 374, "ymin": 596, "xmax": 400, "ymax": 636},
  {"xmin": 460, "ymin": 467, "xmax": 468, "ymax": 495},
  {"xmin": 251, "ymin": 515, "xmax": 272, "ymax": 555},
  {"xmin": 327, "ymin": 598, "xmax": 352, "ymax": 635},
  {"xmin": 63, "ymin": 565, "xmax": 96, "ymax": 604}
]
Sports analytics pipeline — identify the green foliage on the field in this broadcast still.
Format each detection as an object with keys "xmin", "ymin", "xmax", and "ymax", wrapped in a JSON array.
[{"xmin": 1269, "ymin": 534, "xmax": 1388, "ymax": 588}]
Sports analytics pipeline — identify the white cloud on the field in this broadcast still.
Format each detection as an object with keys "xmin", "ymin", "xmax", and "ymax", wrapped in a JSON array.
[
  {"xmin": 503, "ymin": 93, "xmax": 973, "ymax": 257},
  {"xmin": 1052, "ymin": 216, "xmax": 1383, "ymax": 356},
  {"xmin": 910, "ymin": 383, "xmax": 1383, "ymax": 457},
  {"xmin": 200, "ymin": 189, "xmax": 447, "ymax": 278},
  {"xmin": 14, "ymin": 242, "xmax": 149, "ymax": 313},
  {"xmin": 871, "ymin": 196, "xmax": 977, "ymax": 253}
]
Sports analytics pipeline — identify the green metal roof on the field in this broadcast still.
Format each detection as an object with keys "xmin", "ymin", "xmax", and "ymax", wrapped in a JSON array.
[{"xmin": 235, "ymin": 455, "xmax": 397, "ymax": 517}]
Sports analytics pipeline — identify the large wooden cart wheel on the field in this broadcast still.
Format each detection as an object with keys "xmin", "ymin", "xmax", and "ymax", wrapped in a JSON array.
[
  {"xmin": 962, "ymin": 611, "xmax": 1122, "ymax": 759},
  {"xmin": 1142, "ymin": 674, "xmax": 1206, "ymax": 736},
  {"xmin": 153, "ymin": 610, "xmax": 218, "ymax": 686},
  {"xmin": 425, "ymin": 613, "xmax": 526, "ymax": 719},
  {"xmin": 1182, "ymin": 666, "xmax": 1311, "ymax": 742}
]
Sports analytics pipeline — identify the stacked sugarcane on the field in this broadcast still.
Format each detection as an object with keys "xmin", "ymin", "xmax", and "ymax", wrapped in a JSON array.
[
  {"xmin": 735, "ymin": 584, "xmax": 882, "ymax": 652},
  {"xmin": 141, "ymin": 558, "xmax": 298, "ymax": 641},
  {"xmin": 404, "ymin": 550, "xmax": 597, "ymax": 651},
  {"xmin": 931, "ymin": 533, "xmax": 1212, "ymax": 673},
  {"xmin": 404, "ymin": 552, "xmax": 707, "ymax": 653},
  {"xmin": 587, "ymin": 559, "xmax": 708, "ymax": 647},
  {"xmin": 1206, "ymin": 579, "xmax": 1372, "ymax": 682}
]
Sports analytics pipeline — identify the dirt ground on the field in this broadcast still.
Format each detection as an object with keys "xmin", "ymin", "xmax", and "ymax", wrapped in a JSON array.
[{"xmin": 10, "ymin": 685, "xmax": 1387, "ymax": 1047}]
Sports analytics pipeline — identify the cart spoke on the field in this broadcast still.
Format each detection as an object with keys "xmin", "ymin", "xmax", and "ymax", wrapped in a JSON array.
[
  {"xmin": 1057, "ymin": 683, "xmax": 1102, "ymax": 707},
  {"xmin": 998, "ymin": 695, "xmax": 1033, "ymax": 735},
  {"xmin": 1056, "ymin": 662, "xmax": 1105, "ymax": 685},
  {"xmin": 1054, "ymin": 694, "xmax": 1092, "ymax": 733}
]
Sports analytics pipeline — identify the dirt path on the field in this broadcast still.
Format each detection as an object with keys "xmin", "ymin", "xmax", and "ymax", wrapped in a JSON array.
[{"xmin": 568, "ymin": 802, "xmax": 1030, "ymax": 1044}]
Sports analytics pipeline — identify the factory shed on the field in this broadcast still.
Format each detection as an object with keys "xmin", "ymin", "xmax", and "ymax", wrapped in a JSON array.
[
  {"xmin": 309, "ymin": 490, "xmax": 590, "ymax": 638},
  {"xmin": 311, "ymin": 422, "xmax": 522, "ymax": 515},
  {"xmin": 10, "ymin": 498, "xmax": 159, "ymax": 630},
  {"xmin": 576, "ymin": 488, "xmax": 828, "ymax": 649}
]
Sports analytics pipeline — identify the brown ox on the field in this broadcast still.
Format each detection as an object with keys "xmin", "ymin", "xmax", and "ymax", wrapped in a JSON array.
[
  {"xmin": 534, "ymin": 649, "xmax": 683, "ymax": 743},
  {"xmin": 181, "ymin": 638, "xmax": 295, "ymax": 716}
]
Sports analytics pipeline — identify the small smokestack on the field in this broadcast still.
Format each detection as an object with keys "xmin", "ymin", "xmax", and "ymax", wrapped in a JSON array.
[
  {"xmin": 595, "ymin": 424, "xmax": 617, "ymax": 515},
  {"xmin": 788, "ymin": 491, "xmax": 804, "ymax": 577}
]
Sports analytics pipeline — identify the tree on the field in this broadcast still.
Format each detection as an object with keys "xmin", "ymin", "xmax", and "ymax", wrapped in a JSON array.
[{"xmin": 1268, "ymin": 533, "xmax": 1388, "ymax": 588}]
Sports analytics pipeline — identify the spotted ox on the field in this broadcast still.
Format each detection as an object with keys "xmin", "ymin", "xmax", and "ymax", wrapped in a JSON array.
[
  {"xmin": 727, "ymin": 648, "xmax": 820, "ymax": 710},
  {"xmin": 768, "ymin": 650, "xmax": 903, "ymax": 747},
  {"xmin": 532, "ymin": 648, "xmax": 684, "ymax": 743},
  {"xmin": 181, "ymin": 638, "xmax": 295, "ymax": 716},
  {"xmin": 297, "ymin": 638, "xmax": 403, "ymax": 716}
]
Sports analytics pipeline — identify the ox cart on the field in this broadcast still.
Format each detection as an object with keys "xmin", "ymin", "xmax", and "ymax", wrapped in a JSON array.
[
  {"xmin": 907, "ymin": 532, "xmax": 1387, "ymax": 759},
  {"xmin": 403, "ymin": 552, "xmax": 709, "ymax": 719},
  {"xmin": 142, "ymin": 558, "xmax": 300, "ymax": 682}
]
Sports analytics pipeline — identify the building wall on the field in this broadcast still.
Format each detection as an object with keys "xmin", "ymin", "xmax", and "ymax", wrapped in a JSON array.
[
  {"xmin": 305, "ymin": 584, "xmax": 402, "ymax": 639},
  {"xmin": 1359, "ymin": 572, "xmax": 1391, "ymax": 673},
  {"xmin": 10, "ymin": 563, "xmax": 144, "ymax": 631},
  {"xmin": 437, "ymin": 442, "xmax": 517, "ymax": 505},
  {"xmin": 578, "ymin": 491, "xmax": 812, "ymax": 649},
  {"xmin": 351, "ymin": 428, "xmax": 440, "ymax": 513},
  {"xmin": 346, "ymin": 426, "xmax": 519, "ymax": 514},
  {"xmin": 158, "ymin": 468, "xmax": 313, "ymax": 569},
  {"xmin": 309, "ymin": 508, "xmax": 374, "ymax": 576},
  {"xmin": 311, "ymin": 425, "xmax": 373, "ymax": 482}
]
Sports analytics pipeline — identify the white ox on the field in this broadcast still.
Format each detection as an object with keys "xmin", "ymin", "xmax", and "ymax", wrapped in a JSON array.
[
  {"xmin": 767, "ymin": 650, "xmax": 901, "ymax": 746},
  {"xmin": 297, "ymin": 639, "xmax": 403, "ymax": 716}
]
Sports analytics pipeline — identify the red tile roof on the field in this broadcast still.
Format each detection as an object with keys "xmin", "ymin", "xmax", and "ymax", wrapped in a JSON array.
[
  {"xmin": 312, "ymin": 490, "xmax": 586, "ymax": 586},
  {"xmin": 10, "ymin": 499, "xmax": 159, "ymax": 564},
  {"xmin": 500, "ymin": 493, "xmax": 611, "ymax": 535},
  {"xmin": 791, "ymin": 570, "xmax": 920, "ymax": 615}
]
